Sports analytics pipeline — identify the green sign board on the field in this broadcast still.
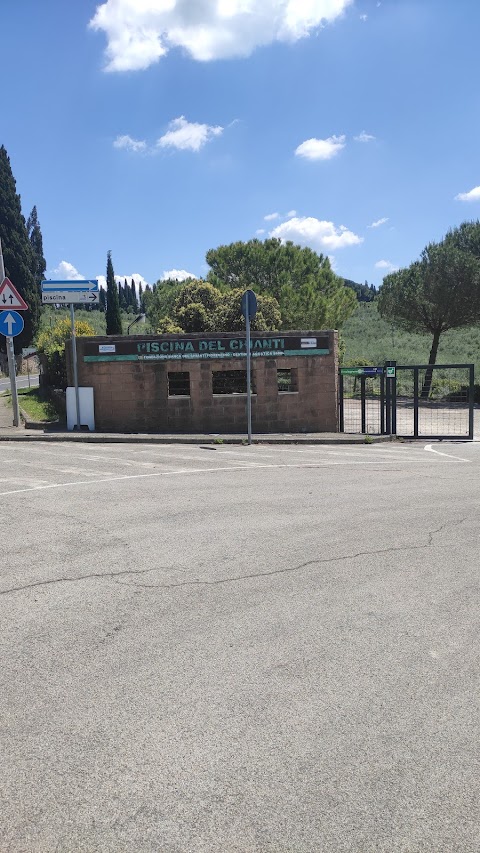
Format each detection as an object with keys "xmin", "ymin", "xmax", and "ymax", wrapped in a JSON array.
[
  {"xmin": 386, "ymin": 366, "xmax": 396, "ymax": 378},
  {"xmin": 83, "ymin": 333, "xmax": 331, "ymax": 363}
]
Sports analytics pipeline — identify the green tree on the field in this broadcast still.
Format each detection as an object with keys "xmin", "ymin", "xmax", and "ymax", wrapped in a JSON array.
[
  {"xmin": 378, "ymin": 230, "xmax": 480, "ymax": 397},
  {"xmin": 105, "ymin": 251, "xmax": 122, "ymax": 335},
  {"xmin": 172, "ymin": 281, "xmax": 220, "ymax": 332},
  {"xmin": 37, "ymin": 316, "xmax": 95, "ymax": 388},
  {"xmin": 145, "ymin": 279, "xmax": 281, "ymax": 334},
  {"xmin": 26, "ymin": 205, "xmax": 46, "ymax": 292},
  {"xmin": 146, "ymin": 279, "xmax": 182, "ymax": 329},
  {"xmin": 206, "ymin": 237, "xmax": 356, "ymax": 329},
  {"xmin": 130, "ymin": 279, "xmax": 139, "ymax": 313},
  {"xmin": 155, "ymin": 316, "xmax": 184, "ymax": 334},
  {"xmin": 0, "ymin": 146, "xmax": 41, "ymax": 349},
  {"xmin": 214, "ymin": 288, "xmax": 281, "ymax": 332}
]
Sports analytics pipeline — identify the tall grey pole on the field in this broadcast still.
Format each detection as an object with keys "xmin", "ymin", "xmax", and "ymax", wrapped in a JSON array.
[
  {"xmin": 0, "ymin": 239, "xmax": 20, "ymax": 427},
  {"xmin": 70, "ymin": 303, "xmax": 81, "ymax": 430},
  {"xmin": 246, "ymin": 308, "xmax": 252, "ymax": 445}
]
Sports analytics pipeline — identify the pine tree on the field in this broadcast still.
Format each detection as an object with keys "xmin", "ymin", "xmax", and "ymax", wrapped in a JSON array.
[
  {"xmin": 105, "ymin": 251, "xmax": 123, "ymax": 335},
  {"xmin": 0, "ymin": 146, "xmax": 41, "ymax": 349}
]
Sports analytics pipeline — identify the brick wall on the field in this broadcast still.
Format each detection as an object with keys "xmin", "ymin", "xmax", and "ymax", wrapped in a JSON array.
[{"xmin": 71, "ymin": 330, "xmax": 339, "ymax": 433}]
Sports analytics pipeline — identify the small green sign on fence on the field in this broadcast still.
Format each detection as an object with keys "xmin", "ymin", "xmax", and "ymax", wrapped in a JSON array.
[{"xmin": 386, "ymin": 366, "xmax": 396, "ymax": 379}]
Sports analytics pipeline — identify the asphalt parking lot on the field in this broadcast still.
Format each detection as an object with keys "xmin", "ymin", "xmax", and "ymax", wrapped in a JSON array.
[{"xmin": 1, "ymin": 440, "xmax": 479, "ymax": 852}]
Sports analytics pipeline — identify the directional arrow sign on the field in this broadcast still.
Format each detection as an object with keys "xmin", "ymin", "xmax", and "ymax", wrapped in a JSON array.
[
  {"xmin": 41, "ymin": 279, "xmax": 98, "ymax": 292},
  {"xmin": 0, "ymin": 278, "xmax": 29, "ymax": 311},
  {"xmin": 0, "ymin": 310, "xmax": 24, "ymax": 338},
  {"xmin": 42, "ymin": 291, "xmax": 99, "ymax": 304}
]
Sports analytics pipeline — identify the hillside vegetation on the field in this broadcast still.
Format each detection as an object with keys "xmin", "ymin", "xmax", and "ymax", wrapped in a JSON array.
[{"xmin": 342, "ymin": 302, "xmax": 480, "ymax": 372}]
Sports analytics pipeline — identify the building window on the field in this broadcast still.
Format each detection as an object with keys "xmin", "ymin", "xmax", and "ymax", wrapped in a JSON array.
[
  {"xmin": 277, "ymin": 368, "xmax": 297, "ymax": 393},
  {"xmin": 212, "ymin": 370, "xmax": 253, "ymax": 395},
  {"xmin": 168, "ymin": 372, "xmax": 190, "ymax": 396}
]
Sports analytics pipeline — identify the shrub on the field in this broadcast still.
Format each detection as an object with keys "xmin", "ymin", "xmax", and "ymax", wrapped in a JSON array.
[{"xmin": 37, "ymin": 317, "xmax": 95, "ymax": 388}]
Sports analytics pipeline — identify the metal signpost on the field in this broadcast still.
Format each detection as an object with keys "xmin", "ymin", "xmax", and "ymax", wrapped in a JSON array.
[
  {"xmin": 41, "ymin": 278, "xmax": 99, "ymax": 430},
  {"xmin": 0, "ymin": 239, "xmax": 29, "ymax": 427},
  {"xmin": 241, "ymin": 289, "xmax": 257, "ymax": 445}
]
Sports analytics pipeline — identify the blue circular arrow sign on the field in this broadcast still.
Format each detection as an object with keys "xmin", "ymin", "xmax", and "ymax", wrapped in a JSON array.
[{"xmin": 0, "ymin": 310, "xmax": 24, "ymax": 338}]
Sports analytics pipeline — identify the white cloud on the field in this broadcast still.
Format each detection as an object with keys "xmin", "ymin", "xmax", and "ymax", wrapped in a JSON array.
[
  {"xmin": 270, "ymin": 216, "xmax": 363, "ymax": 251},
  {"xmin": 455, "ymin": 185, "xmax": 480, "ymax": 202},
  {"xmin": 368, "ymin": 217, "xmax": 389, "ymax": 228},
  {"xmin": 96, "ymin": 273, "xmax": 149, "ymax": 291},
  {"xmin": 157, "ymin": 116, "xmax": 223, "ymax": 152},
  {"xmin": 286, "ymin": 209, "xmax": 297, "ymax": 217},
  {"xmin": 51, "ymin": 261, "xmax": 85, "ymax": 280},
  {"xmin": 354, "ymin": 130, "xmax": 375, "ymax": 143},
  {"xmin": 89, "ymin": 0, "xmax": 353, "ymax": 72},
  {"xmin": 256, "ymin": 229, "xmax": 266, "ymax": 235},
  {"xmin": 375, "ymin": 260, "xmax": 398, "ymax": 273},
  {"xmin": 360, "ymin": 14, "xmax": 368, "ymax": 21},
  {"xmin": 161, "ymin": 269, "xmax": 196, "ymax": 282},
  {"xmin": 264, "ymin": 212, "xmax": 280, "ymax": 221},
  {"xmin": 113, "ymin": 134, "xmax": 147, "ymax": 152},
  {"xmin": 295, "ymin": 135, "xmax": 346, "ymax": 161}
]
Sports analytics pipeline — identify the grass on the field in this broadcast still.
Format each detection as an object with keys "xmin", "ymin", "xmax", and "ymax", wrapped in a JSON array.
[
  {"xmin": 2, "ymin": 387, "xmax": 59, "ymax": 422},
  {"xmin": 38, "ymin": 306, "xmax": 154, "ymax": 336},
  {"xmin": 342, "ymin": 302, "xmax": 480, "ymax": 374}
]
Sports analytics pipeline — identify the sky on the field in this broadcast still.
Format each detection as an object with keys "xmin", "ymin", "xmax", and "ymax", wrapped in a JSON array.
[{"xmin": 2, "ymin": 0, "xmax": 480, "ymax": 290}]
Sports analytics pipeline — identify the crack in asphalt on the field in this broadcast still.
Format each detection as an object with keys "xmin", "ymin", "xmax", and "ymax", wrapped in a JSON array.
[{"xmin": 0, "ymin": 517, "xmax": 468, "ymax": 597}]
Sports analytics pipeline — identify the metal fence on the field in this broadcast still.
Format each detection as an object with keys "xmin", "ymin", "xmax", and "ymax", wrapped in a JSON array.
[{"xmin": 339, "ymin": 363, "xmax": 474, "ymax": 440}]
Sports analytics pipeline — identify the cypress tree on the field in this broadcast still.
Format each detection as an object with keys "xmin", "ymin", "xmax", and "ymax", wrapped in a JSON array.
[
  {"xmin": 99, "ymin": 287, "xmax": 106, "ymax": 310},
  {"xmin": 130, "ymin": 278, "xmax": 139, "ymax": 312},
  {"xmin": 0, "ymin": 146, "xmax": 41, "ymax": 349},
  {"xmin": 105, "ymin": 251, "xmax": 123, "ymax": 335},
  {"xmin": 138, "ymin": 281, "xmax": 144, "ymax": 311},
  {"xmin": 27, "ymin": 205, "xmax": 46, "ymax": 292}
]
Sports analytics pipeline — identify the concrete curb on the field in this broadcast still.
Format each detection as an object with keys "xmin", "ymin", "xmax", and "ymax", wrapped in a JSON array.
[
  {"xmin": 0, "ymin": 431, "xmax": 396, "ymax": 445},
  {"xmin": 19, "ymin": 407, "xmax": 60, "ymax": 431}
]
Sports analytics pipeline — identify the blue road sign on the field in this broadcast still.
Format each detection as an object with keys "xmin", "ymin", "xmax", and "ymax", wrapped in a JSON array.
[
  {"xmin": 0, "ymin": 310, "xmax": 24, "ymax": 338},
  {"xmin": 41, "ymin": 279, "xmax": 98, "ymax": 292},
  {"xmin": 363, "ymin": 367, "xmax": 384, "ymax": 376},
  {"xmin": 241, "ymin": 289, "xmax": 257, "ymax": 319}
]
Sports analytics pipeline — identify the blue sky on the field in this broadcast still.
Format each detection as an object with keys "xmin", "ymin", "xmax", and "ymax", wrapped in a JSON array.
[{"xmin": 2, "ymin": 0, "xmax": 480, "ymax": 289}]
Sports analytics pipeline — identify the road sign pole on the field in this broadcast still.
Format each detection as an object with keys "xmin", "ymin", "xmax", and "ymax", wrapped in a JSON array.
[
  {"xmin": 246, "ymin": 308, "xmax": 252, "ymax": 445},
  {"xmin": 0, "ymin": 239, "xmax": 20, "ymax": 427},
  {"xmin": 241, "ymin": 290, "xmax": 257, "ymax": 446},
  {"xmin": 70, "ymin": 303, "xmax": 81, "ymax": 430},
  {"xmin": 6, "ymin": 335, "xmax": 20, "ymax": 427}
]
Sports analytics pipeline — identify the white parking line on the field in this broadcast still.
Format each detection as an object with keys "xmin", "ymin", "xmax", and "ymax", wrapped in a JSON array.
[
  {"xmin": 424, "ymin": 444, "xmax": 470, "ymax": 462},
  {"xmin": 0, "ymin": 458, "xmax": 436, "ymax": 498}
]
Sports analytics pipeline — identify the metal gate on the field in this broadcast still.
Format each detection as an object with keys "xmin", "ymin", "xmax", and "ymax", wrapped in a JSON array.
[{"xmin": 339, "ymin": 362, "xmax": 474, "ymax": 440}]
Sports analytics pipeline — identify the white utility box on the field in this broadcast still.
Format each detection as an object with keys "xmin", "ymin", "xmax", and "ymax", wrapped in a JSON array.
[{"xmin": 66, "ymin": 386, "xmax": 95, "ymax": 431}]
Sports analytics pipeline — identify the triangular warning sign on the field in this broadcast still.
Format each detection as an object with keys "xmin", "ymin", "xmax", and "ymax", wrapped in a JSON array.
[{"xmin": 0, "ymin": 278, "xmax": 28, "ymax": 311}]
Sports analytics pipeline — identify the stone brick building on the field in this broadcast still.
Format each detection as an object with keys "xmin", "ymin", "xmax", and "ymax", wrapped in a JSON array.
[{"xmin": 71, "ymin": 330, "xmax": 339, "ymax": 433}]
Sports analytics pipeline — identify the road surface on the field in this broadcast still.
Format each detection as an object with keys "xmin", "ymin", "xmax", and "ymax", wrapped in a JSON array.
[
  {"xmin": 0, "ymin": 440, "xmax": 478, "ymax": 852},
  {"xmin": 0, "ymin": 373, "xmax": 39, "ymax": 393}
]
